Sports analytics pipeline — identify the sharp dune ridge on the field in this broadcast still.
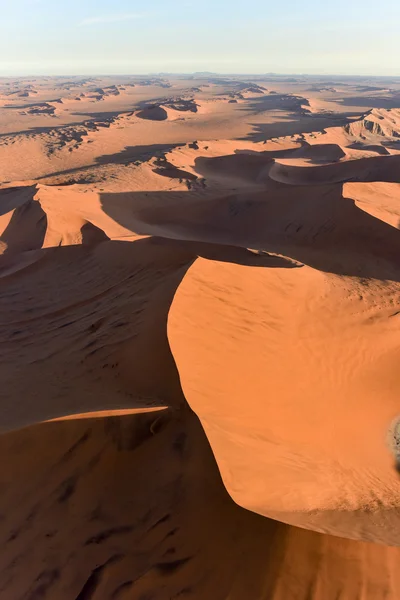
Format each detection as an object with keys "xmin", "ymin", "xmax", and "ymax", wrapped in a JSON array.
[{"xmin": 2, "ymin": 74, "xmax": 400, "ymax": 599}]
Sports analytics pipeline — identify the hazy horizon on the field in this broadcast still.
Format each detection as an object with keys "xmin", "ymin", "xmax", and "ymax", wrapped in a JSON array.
[
  {"xmin": 2, "ymin": 0, "xmax": 400, "ymax": 77},
  {"xmin": 1, "ymin": 72, "xmax": 400, "ymax": 80}
]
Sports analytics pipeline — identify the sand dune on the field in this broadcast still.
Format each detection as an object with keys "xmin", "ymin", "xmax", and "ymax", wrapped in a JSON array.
[
  {"xmin": 169, "ymin": 255, "xmax": 400, "ymax": 545},
  {"xmin": 346, "ymin": 108, "xmax": 400, "ymax": 138},
  {"xmin": 137, "ymin": 98, "xmax": 199, "ymax": 122},
  {"xmin": 259, "ymin": 108, "xmax": 400, "ymax": 153},
  {"xmin": 269, "ymin": 154, "xmax": 400, "ymax": 184},
  {"xmin": 2, "ymin": 74, "xmax": 400, "ymax": 598},
  {"xmin": 4, "ymin": 411, "xmax": 400, "ymax": 599},
  {"xmin": 18, "ymin": 102, "xmax": 58, "ymax": 117},
  {"xmin": 289, "ymin": 142, "xmax": 347, "ymax": 161},
  {"xmin": 136, "ymin": 105, "xmax": 169, "ymax": 121},
  {"xmin": 0, "ymin": 232, "xmax": 195, "ymax": 431}
]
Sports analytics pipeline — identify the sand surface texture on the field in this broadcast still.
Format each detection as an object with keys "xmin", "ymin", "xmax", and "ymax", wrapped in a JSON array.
[{"xmin": 2, "ymin": 74, "xmax": 400, "ymax": 599}]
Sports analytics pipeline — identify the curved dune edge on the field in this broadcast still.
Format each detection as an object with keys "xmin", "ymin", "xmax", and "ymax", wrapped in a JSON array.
[
  {"xmin": 2, "ymin": 411, "xmax": 400, "ymax": 599},
  {"xmin": 47, "ymin": 406, "xmax": 168, "ymax": 422},
  {"xmin": 269, "ymin": 154, "xmax": 400, "ymax": 185},
  {"xmin": 168, "ymin": 256, "xmax": 400, "ymax": 547}
]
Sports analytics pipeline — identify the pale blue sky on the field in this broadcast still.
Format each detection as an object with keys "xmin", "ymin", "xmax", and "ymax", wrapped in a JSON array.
[{"xmin": 1, "ymin": 0, "xmax": 400, "ymax": 76}]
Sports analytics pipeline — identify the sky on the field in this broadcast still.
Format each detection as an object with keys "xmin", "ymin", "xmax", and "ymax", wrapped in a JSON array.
[{"xmin": 1, "ymin": 0, "xmax": 400, "ymax": 76}]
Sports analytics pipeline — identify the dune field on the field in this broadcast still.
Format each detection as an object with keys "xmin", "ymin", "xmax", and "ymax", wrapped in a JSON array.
[{"xmin": 2, "ymin": 73, "xmax": 400, "ymax": 598}]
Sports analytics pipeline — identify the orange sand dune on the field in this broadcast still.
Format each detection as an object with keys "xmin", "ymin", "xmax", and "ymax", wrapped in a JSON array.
[
  {"xmin": 169, "ymin": 256, "xmax": 400, "ymax": 546},
  {"xmin": 137, "ymin": 105, "xmax": 169, "ymax": 121},
  {"xmin": 262, "ymin": 108, "xmax": 400, "ymax": 154},
  {"xmin": 2, "ymin": 75, "xmax": 400, "ymax": 599},
  {"xmin": 270, "ymin": 154, "xmax": 400, "ymax": 184}
]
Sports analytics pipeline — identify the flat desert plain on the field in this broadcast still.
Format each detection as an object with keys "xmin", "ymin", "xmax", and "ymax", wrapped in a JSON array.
[{"xmin": 2, "ymin": 73, "xmax": 400, "ymax": 599}]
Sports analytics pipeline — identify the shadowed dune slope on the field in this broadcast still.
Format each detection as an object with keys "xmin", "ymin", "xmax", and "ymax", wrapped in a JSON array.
[
  {"xmin": 269, "ymin": 154, "xmax": 400, "ymax": 185},
  {"xmin": 0, "ymin": 236, "xmax": 194, "ymax": 432},
  {"xmin": 136, "ymin": 105, "xmax": 169, "ymax": 121},
  {"xmin": 2, "ymin": 411, "xmax": 400, "ymax": 600}
]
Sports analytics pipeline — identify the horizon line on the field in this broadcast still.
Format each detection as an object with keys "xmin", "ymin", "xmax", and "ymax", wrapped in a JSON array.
[{"xmin": 0, "ymin": 71, "xmax": 400, "ymax": 79}]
